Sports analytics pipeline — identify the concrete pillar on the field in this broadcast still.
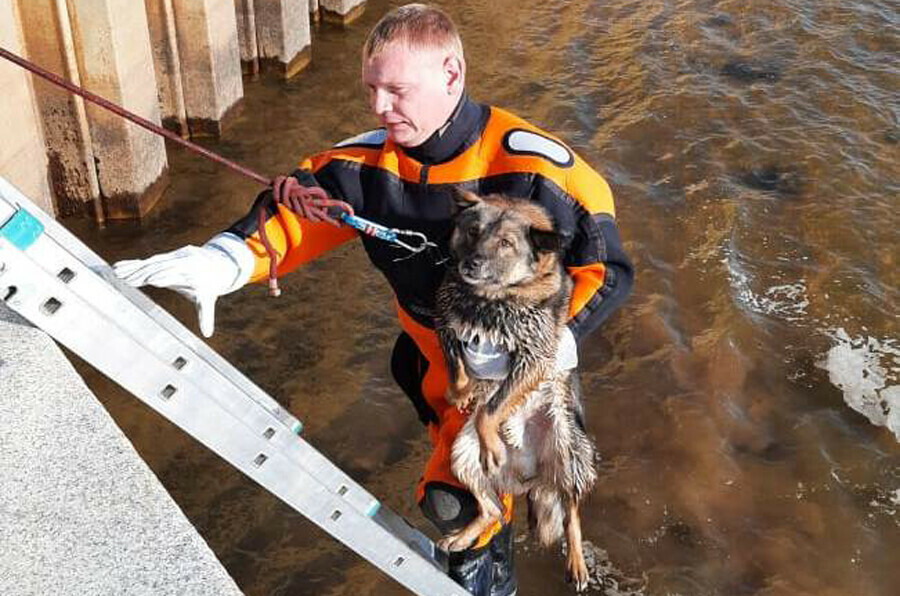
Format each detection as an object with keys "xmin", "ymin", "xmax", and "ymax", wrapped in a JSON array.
[
  {"xmin": 235, "ymin": 0, "xmax": 311, "ymax": 80},
  {"xmin": 234, "ymin": 0, "xmax": 260, "ymax": 75},
  {"xmin": 0, "ymin": 1, "xmax": 54, "ymax": 217},
  {"xmin": 255, "ymin": 0, "xmax": 311, "ymax": 78},
  {"xmin": 67, "ymin": 0, "xmax": 169, "ymax": 220},
  {"xmin": 143, "ymin": 0, "xmax": 189, "ymax": 137},
  {"xmin": 16, "ymin": 0, "xmax": 102, "ymax": 219},
  {"xmin": 169, "ymin": 0, "xmax": 243, "ymax": 137},
  {"xmin": 320, "ymin": 0, "xmax": 365, "ymax": 26}
]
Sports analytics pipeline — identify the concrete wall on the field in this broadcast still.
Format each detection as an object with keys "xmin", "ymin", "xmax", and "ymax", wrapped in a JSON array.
[{"xmin": 0, "ymin": 1, "xmax": 54, "ymax": 217}]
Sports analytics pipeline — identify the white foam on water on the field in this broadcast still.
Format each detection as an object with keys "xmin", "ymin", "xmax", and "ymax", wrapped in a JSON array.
[
  {"xmin": 723, "ymin": 250, "xmax": 810, "ymax": 323},
  {"xmin": 562, "ymin": 540, "xmax": 648, "ymax": 595},
  {"xmin": 819, "ymin": 328, "xmax": 900, "ymax": 442}
]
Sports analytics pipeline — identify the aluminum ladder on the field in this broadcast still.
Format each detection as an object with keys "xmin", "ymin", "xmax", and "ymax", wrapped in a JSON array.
[{"xmin": 0, "ymin": 176, "xmax": 469, "ymax": 596}]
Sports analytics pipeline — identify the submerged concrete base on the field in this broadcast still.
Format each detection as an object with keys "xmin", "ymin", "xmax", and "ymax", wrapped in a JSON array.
[
  {"xmin": 320, "ymin": 0, "xmax": 366, "ymax": 26},
  {"xmin": 186, "ymin": 98, "xmax": 244, "ymax": 139},
  {"xmin": 0, "ymin": 304, "xmax": 242, "ymax": 595},
  {"xmin": 100, "ymin": 166, "xmax": 170, "ymax": 221},
  {"xmin": 255, "ymin": 44, "xmax": 312, "ymax": 80}
]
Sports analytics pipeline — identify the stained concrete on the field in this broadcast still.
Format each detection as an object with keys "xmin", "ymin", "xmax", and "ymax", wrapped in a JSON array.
[
  {"xmin": 17, "ymin": 0, "xmax": 101, "ymax": 217},
  {"xmin": 66, "ymin": 0, "xmax": 169, "ymax": 219},
  {"xmin": 0, "ymin": 1, "xmax": 53, "ymax": 217},
  {"xmin": 235, "ymin": 0, "xmax": 312, "ymax": 80},
  {"xmin": 144, "ymin": 0, "xmax": 190, "ymax": 137},
  {"xmin": 0, "ymin": 303, "xmax": 243, "ymax": 596},
  {"xmin": 320, "ymin": 0, "xmax": 366, "ymax": 25},
  {"xmin": 171, "ymin": 0, "xmax": 244, "ymax": 137},
  {"xmin": 234, "ymin": 0, "xmax": 261, "ymax": 75},
  {"xmin": 249, "ymin": 0, "xmax": 312, "ymax": 79}
]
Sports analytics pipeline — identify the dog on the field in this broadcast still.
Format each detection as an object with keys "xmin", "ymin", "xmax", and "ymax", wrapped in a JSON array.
[{"xmin": 435, "ymin": 189, "xmax": 597, "ymax": 590}]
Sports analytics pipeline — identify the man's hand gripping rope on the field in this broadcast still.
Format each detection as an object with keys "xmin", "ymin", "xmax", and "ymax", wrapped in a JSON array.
[{"xmin": 258, "ymin": 176, "xmax": 355, "ymax": 297}]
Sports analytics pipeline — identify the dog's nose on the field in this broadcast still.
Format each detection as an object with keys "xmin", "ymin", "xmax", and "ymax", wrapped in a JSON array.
[{"xmin": 460, "ymin": 257, "xmax": 485, "ymax": 279}]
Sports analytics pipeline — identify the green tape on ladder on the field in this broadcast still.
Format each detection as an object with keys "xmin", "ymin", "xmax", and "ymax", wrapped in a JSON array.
[{"xmin": 0, "ymin": 208, "xmax": 44, "ymax": 250}]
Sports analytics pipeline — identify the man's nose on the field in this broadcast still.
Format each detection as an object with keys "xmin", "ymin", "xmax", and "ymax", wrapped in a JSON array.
[{"xmin": 372, "ymin": 89, "xmax": 392, "ymax": 116}]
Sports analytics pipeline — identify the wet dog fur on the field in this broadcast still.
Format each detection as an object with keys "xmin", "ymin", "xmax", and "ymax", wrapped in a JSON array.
[{"xmin": 435, "ymin": 190, "xmax": 597, "ymax": 590}]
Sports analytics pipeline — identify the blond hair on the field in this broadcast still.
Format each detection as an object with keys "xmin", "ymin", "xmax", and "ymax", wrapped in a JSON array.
[{"xmin": 363, "ymin": 4, "xmax": 464, "ymax": 62}]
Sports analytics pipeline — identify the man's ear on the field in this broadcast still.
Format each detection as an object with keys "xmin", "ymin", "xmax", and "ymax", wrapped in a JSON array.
[
  {"xmin": 529, "ymin": 227, "xmax": 563, "ymax": 253},
  {"xmin": 451, "ymin": 187, "xmax": 482, "ymax": 213},
  {"xmin": 443, "ymin": 54, "xmax": 464, "ymax": 95}
]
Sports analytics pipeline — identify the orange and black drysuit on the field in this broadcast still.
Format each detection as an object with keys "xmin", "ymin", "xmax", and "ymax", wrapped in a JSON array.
[{"xmin": 225, "ymin": 94, "xmax": 633, "ymax": 556}]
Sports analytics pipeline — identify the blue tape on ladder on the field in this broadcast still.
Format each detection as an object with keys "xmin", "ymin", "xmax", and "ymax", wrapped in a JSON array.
[{"xmin": 0, "ymin": 208, "xmax": 44, "ymax": 250}]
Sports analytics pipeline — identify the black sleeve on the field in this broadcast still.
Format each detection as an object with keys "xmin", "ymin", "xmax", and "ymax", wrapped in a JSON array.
[
  {"xmin": 532, "ymin": 179, "xmax": 635, "ymax": 342},
  {"xmin": 567, "ymin": 215, "xmax": 634, "ymax": 341}
]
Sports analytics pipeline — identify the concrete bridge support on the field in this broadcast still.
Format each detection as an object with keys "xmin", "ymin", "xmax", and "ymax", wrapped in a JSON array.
[
  {"xmin": 320, "ymin": 0, "xmax": 366, "ymax": 25},
  {"xmin": 66, "ymin": 0, "xmax": 169, "ymax": 220},
  {"xmin": 0, "ymin": 1, "xmax": 54, "ymax": 217},
  {"xmin": 163, "ymin": 0, "xmax": 244, "ymax": 137},
  {"xmin": 236, "ymin": 0, "xmax": 312, "ymax": 80},
  {"xmin": 17, "ymin": 0, "xmax": 101, "ymax": 219},
  {"xmin": 144, "ymin": 0, "xmax": 190, "ymax": 137}
]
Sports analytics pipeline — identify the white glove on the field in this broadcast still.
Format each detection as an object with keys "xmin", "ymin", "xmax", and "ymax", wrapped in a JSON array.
[
  {"xmin": 461, "ymin": 326, "xmax": 578, "ymax": 380},
  {"xmin": 113, "ymin": 233, "xmax": 255, "ymax": 338}
]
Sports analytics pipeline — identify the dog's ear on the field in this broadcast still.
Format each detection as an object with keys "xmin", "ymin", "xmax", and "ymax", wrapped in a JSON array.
[
  {"xmin": 529, "ymin": 227, "xmax": 563, "ymax": 253},
  {"xmin": 450, "ymin": 187, "xmax": 482, "ymax": 214}
]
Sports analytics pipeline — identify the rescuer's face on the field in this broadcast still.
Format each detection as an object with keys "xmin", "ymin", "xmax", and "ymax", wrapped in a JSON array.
[{"xmin": 362, "ymin": 42, "xmax": 464, "ymax": 147}]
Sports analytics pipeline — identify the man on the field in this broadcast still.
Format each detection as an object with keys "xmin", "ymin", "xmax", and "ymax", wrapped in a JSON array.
[{"xmin": 115, "ymin": 4, "xmax": 633, "ymax": 595}]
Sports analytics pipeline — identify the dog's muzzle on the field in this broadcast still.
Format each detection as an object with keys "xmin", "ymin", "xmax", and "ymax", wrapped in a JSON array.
[{"xmin": 459, "ymin": 257, "xmax": 490, "ymax": 282}]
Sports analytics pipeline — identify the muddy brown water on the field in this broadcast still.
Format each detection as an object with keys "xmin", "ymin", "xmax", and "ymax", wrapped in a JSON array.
[{"xmin": 65, "ymin": 1, "xmax": 899, "ymax": 594}]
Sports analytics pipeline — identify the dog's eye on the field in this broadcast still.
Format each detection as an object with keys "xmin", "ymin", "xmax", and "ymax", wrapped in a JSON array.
[
  {"xmin": 467, "ymin": 226, "xmax": 479, "ymax": 239},
  {"xmin": 499, "ymin": 238, "xmax": 513, "ymax": 249}
]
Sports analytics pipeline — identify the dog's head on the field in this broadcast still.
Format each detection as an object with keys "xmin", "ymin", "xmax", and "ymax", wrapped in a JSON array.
[{"xmin": 448, "ymin": 189, "xmax": 563, "ymax": 294}]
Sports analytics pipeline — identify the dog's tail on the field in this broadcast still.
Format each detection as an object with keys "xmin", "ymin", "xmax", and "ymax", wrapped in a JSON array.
[{"xmin": 527, "ymin": 486, "xmax": 565, "ymax": 546}]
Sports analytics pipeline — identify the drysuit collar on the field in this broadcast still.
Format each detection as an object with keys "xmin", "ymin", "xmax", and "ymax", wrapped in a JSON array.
[{"xmin": 403, "ymin": 93, "xmax": 488, "ymax": 165}]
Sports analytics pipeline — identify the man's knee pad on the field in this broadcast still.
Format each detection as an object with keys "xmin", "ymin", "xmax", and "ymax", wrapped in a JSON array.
[{"xmin": 419, "ymin": 482, "xmax": 479, "ymax": 535}]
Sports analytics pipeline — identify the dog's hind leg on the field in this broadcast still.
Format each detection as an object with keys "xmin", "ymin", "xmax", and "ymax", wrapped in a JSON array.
[
  {"xmin": 436, "ymin": 489, "xmax": 503, "ymax": 552},
  {"xmin": 564, "ymin": 499, "xmax": 590, "ymax": 592},
  {"xmin": 439, "ymin": 419, "xmax": 505, "ymax": 552},
  {"xmin": 527, "ymin": 485, "xmax": 564, "ymax": 546}
]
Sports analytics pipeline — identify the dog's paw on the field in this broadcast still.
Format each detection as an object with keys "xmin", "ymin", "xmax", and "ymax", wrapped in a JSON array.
[
  {"xmin": 480, "ymin": 439, "xmax": 507, "ymax": 475},
  {"xmin": 437, "ymin": 531, "xmax": 478, "ymax": 552},
  {"xmin": 565, "ymin": 550, "xmax": 590, "ymax": 592}
]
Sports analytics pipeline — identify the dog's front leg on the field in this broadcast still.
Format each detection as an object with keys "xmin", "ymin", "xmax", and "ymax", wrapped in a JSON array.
[
  {"xmin": 438, "ymin": 329, "xmax": 474, "ymax": 407},
  {"xmin": 475, "ymin": 408, "xmax": 507, "ymax": 475},
  {"xmin": 477, "ymin": 356, "xmax": 546, "ymax": 475}
]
